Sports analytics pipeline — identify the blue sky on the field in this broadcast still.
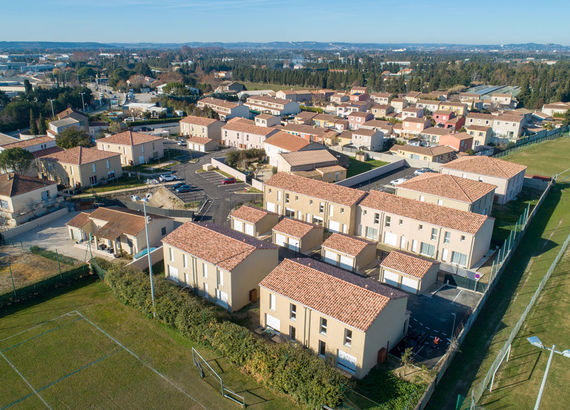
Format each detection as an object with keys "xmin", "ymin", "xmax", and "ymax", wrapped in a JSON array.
[{"xmin": 1, "ymin": 0, "xmax": 568, "ymax": 45}]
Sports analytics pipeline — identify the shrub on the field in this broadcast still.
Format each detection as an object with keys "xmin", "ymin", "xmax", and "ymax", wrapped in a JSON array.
[
  {"xmin": 102, "ymin": 264, "xmax": 347, "ymax": 407},
  {"xmin": 30, "ymin": 246, "xmax": 77, "ymax": 266}
]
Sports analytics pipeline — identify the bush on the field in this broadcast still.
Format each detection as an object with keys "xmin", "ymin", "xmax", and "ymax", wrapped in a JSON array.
[{"xmin": 103, "ymin": 264, "xmax": 347, "ymax": 407}]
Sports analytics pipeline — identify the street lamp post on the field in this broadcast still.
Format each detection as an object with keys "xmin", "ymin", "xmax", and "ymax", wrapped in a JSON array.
[
  {"xmin": 80, "ymin": 92, "xmax": 86, "ymax": 112},
  {"xmin": 527, "ymin": 336, "xmax": 570, "ymax": 410},
  {"xmin": 140, "ymin": 198, "xmax": 156, "ymax": 318},
  {"xmin": 48, "ymin": 99, "xmax": 55, "ymax": 119},
  {"xmin": 450, "ymin": 312, "xmax": 457, "ymax": 338}
]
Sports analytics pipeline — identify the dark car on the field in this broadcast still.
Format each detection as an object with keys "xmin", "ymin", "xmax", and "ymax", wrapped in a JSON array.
[
  {"xmin": 175, "ymin": 184, "xmax": 192, "ymax": 193},
  {"xmin": 222, "ymin": 177, "xmax": 236, "ymax": 185},
  {"xmin": 172, "ymin": 182, "xmax": 186, "ymax": 190}
]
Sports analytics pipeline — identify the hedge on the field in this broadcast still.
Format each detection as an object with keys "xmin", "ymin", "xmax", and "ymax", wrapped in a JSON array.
[
  {"xmin": 103, "ymin": 264, "xmax": 348, "ymax": 407},
  {"xmin": 127, "ymin": 117, "xmax": 182, "ymax": 127},
  {"xmin": 30, "ymin": 246, "xmax": 78, "ymax": 266}
]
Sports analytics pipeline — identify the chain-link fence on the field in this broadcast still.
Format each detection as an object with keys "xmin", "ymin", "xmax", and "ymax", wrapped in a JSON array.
[{"xmin": 493, "ymin": 127, "xmax": 568, "ymax": 159}]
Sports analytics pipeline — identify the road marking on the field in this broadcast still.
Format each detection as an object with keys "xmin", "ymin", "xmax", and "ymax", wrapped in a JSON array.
[{"xmin": 452, "ymin": 289, "xmax": 463, "ymax": 303}]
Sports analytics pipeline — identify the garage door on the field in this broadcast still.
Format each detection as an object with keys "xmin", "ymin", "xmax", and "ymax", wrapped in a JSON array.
[
  {"xmin": 324, "ymin": 250, "xmax": 338, "ymax": 265},
  {"xmin": 216, "ymin": 289, "xmax": 229, "ymax": 308},
  {"xmin": 384, "ymin": 231, "xmax": 398, "ymax": 247},
  {"xmin": 167, "ymin": 265, "xmax": 179, "ymax": 282},
  {"xmin": 266, "ymin": 314, "xmax": 280, "ymax": 332},
  {"xmin": 275, "ymin": 233, "xmax": 287, "ymax": 247},
  {"xmin": 401, "ymin": 276, "xmax": 419, "ymax": 294},
  {"xmin": 383, "ymin": 269, "xmax": 400, "ymax": 287},
  {"xmin": 337, "ymin": 350, "xmax": 357, "ymax": 374},
  {"xmin": 244, "ymin": 223, "xmax": 255, "ymax": 236},
  {"xmin": 288, "ymin": 238, "xmax": 300, "ymax": 252},
  {"xmin": 233, "ymin": 220, "xmax": 243, "ymax": 232},
  {"xmin": 328, "ymin": 220, "xmax": 340, "ymax": 233},
  {"xmin": 266, "ymin": 202, "xmax": 276, "ymax": 212},
  {"xmin": 339, "ymin": 255, "xmax": 354, "ymax": 271},
  {"xmin": 200, "ymin": 145, "xmax": 205, "ymax": 152}
]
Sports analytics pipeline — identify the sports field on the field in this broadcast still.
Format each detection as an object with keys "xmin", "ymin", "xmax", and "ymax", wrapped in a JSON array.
[
  {"xmin": 428, "ymin": 136, "xmax": 570, "ymax": 409},
  {"xmin": 0, "ymin": 282, "xmax": 296, "ymax": 409}
]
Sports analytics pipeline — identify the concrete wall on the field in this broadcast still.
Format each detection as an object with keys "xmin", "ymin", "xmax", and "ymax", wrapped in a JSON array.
[
  {"xmin": 210, "ymin": 157, "xmax": 248, "ymax": 181},
  {"xmin": 251, "ymin": 178, "xmax": 264, "ymax": 191},
  {"xmin": 1, "ymin": 207, "xmax": 69, "ymax": 241},
  {"xmin": 336, "ymin": 160, "xmax": 406, "ymax": 187},
  {"xmin": 127, "ymin": 246, "xmax": 164, "ymax": 270}
]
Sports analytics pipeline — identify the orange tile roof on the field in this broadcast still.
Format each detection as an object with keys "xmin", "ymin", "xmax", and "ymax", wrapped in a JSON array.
[
  {"xmin": 264, "ymin": 131, "xmax": 310, "ymax": 151},
  {"xmin": 381, "ymin": 250, "xmax": 436, "ymax": 279},
  {"xmin": 260, "ymin": 258, "xmax": 406, "ymax": 331},
  {"xmin": 398, "ymin": 173, "xmax": 496, "ymax": 203},
  {"xmin": 322, "ymin": 233, "xmax": 375, "ymax": 257},
  {"xmin": 198, "ymin": 97, "xmax": 240, "ymax": 110},
  {"xmin": 66, "ymin": 211, "xmax": 92, "ymax": 228},
  {"xmin": 162, "ymin": 222, "xmax": 276, "ymax": 271},
  {"xmin": 465, "ymin": 125, "xmax": 491, "ymax": 131},
  {"xmin": 97, "ymin": 131, "xmax": 162, "ymax": 146},
  {"xmin": 272, "ymin": 217, "xmax": 321, "ymax": 239},
  {"xmin": 265, "ymin": 172, "xmax": 366, "ymax": 207},
  {"xmin": 0, "ymin": 173, "xmax": 55, "ymax": 197},
  {"xmin": 40, "ymin": 146, "xmax": 120, "ymax": 165},
  {"xmin": 222, "ymin": 118, "xmax": 279, "ymax": 137},
  {"xmin": 187, "ymin": 137, "xmax": 213, "ymax": 144},
  {"xmin": 421, "ymin": 127, "xmax": 453, "ymax": 136},
  {"xmin": 441, "ymin": 156, "xmax": 527, "ymax": 179},
  {"xmin": 180, "ymin": 115, "xmax": 219, "ymax": 126},
  {"xmin": 231, "ymin": 205, "xmax": 275, "ymax": 224},
  {"xmin": 390, "ymin": 144, "xmax": 455, "ymax": 156},
  {"xmin": 359, "ymin": 191, "xmax": 491, "ymax": 234},
  {"xmin": 1, "ymin": 136, "xmax": 54, "ymax": 149}
]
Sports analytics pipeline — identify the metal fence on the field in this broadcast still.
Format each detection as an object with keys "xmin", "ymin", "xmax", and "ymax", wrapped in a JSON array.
[
  {"xmin": 124, "ymin": 201, "xmax": 197, "ymax": 218},
  {"xmin": 493, "ymin": 127, "xmax": 568, "ymax": 159},
  {"xmin": 471, "ymin": 232, "xmax": 570, "ymax": 405}
]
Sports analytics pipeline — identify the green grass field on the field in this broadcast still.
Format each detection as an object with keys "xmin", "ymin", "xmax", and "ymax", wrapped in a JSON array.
[
  {"xmin": 0, "ymin": 282, "xmax": 296, "ymax": 409},
  {"xmin": 427, "ymin": 137, "xmax": 570, "ymax": 409},
  {"xmin": 346, "ymin": 158, "xmax": 389, "ymax": 177}
]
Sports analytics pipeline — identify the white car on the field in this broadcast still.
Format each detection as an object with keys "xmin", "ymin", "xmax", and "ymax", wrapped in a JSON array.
[
  {"xmin": 159, "ymin": 174, "xmax": 178, "ymax": 182},
  {"xmin": 130, "ymin": 195, "xmax": 141, "ymax": 202},
  {"xmin": 177, "ymin": 140, "xmax": 186, "ymax": 146},
  {"xmin": 414, "ymin": 168, "xmax": 433, "ymax": 176},
  {"xmin": 390, "ymin": 178, "xmax": 407, "ymax": 186}
]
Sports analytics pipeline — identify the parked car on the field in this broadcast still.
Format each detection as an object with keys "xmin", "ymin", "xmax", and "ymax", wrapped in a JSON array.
[
  {"xmin": 145, "ymin": 178, "xmax": 159, "ymax": 184},
  {"xmin": 175, "ymin": 185, "xmax": 192, "ymax": 193},
  {"xmin": 171, "ymin": 182, "xmax": 186, "ymax": 190},
  {"xmin": 222, "ymin": 177, "xmax": 236, "ymax": 185},
  {"xmin": 390, "ymin": 178, "xmax": 407, "ymax": 186},
  {"xmin": 130, "ymin": 194, "xmax": 141, "ymax": 201},
  {"xmin": 414, "ymin": 168, "xmax": 433, "ymax": 176},
  {"xmin": 159, "ymin": 174, "xmax": 178, "ymax": 182},
  {"xmin": 177, "ymin": 140, "xmax": 186, "ymax": 146}
]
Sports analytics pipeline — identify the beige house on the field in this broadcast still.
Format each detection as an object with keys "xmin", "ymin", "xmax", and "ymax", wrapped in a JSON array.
[
  {"xmin": 244, "ymin": 96, "xmax": 301, "ymax": 116},
  {"xmin": 196, "ymin": 97, "xmax": 251, "ymax": 121},
  {"xmin": 438, "ymin": 101, "xmax": 467, "ymax": 116},
  {"xmin": 221, "ymin": 118, "xmax": 279, "ymax": 150},
  {"xmin": 465, "ymin": 125, "xmax": 493, "ymax": 148},
  {"xmin": 259, "ymin": 258, "xmax": 409, "ymax": 378},
  {"xmin": 230, "ymin": 205, "xmax": 279, "ymax": 238},
  {"xmin": 389, "ymin": 144, "xmax": 456, "ymax": 163},
  {"xmin": 380, "ymin": 250, "xmax": 438, "ymax": 294},
  {"xmin": 162, "ymin": 222, "xmax": 279, "ymax": 311},
  {"xmin": 420, "ymin": 127, "xmax": 453, "ymax": 145},
  {"xmin": 441, "ymin": 156, "xmax": 527, "ymax": 204},
  {"xmin": 263, "ymin": 131, "xmax": 325, "ymax": 167},
  {"xmin": 179, "ymin": 115, "xmax": 224, "ymax": 141},
  {"xmin": 272, "ymin": 217, "xmax": 324, "ymax": 253},
  {"xmin": 254, "ymin": 113, "xmax": 281, "ymax": 128},
  {"xmin": 38, "ymin": 147, "xmax": 122, "ymax": 189},
  {"xmin": 321, "ymin": 233, "xmax": 377, "ymax": 273},
  {"xmin": 371, "ymin": 104, "xmax": 394, "ymax": 119},
  {"xmin": 491, "ymin": 114, "xmax": 523, "ymax": 141},
  {"xmin": 264, "ymin": 172, "xmax": 367, "ymax": 235},
  {"xmin": 466, "ymin": 113, "xmax": 494, "ymax": 128},
  {"xmin": 277, "ymin": 149, "xmax": 340, "ymax": 173},
  {"xmin": 370, "ymin": 92, "xmax": 391, "ymax": 105},
  {"xmin": 95, "ymin": 131, "xmax": 164, "ymax": 166},
  {"xmin": 357, "ymin": 191, "xmax": 494, "ymax": 269},
  {"xmin": 0, "ymin": 174, "xmax": 59, "ymax": 227},
  {"xmin": 187, "ymin": 137, "xmax": 219, "ymax": 153},
  {"xmin": 396, "ymin": 173, "xmax": 496, "ymax": 215},
  {"xmin": 66, "ymin": 206, "xmax": 174, "ymax": 257}
]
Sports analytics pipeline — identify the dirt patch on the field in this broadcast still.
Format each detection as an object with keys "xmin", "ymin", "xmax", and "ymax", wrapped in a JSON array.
[
  {"xmin": 147, "ymin": 187, "xmax": 186, "ymax": 209},
  {"xmin": 0, "ymin": 252, "xmax": 73, "ymax": 294}
]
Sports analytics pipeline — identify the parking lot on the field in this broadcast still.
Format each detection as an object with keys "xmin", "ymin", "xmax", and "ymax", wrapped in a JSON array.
[
  {"xmin": 350, "ymin": 166, "xmax": 420, "ymax": 192},
  {"xmin": 198, "ymin": 171, "xmax": 248, "ymax": 193},
  {"xmin": 391, "ymin": 283, "xmax": 482, "ymax": 368},
  {"xmin": 168, "ymin": 185, "xmax": 205, "ymax": 204}
]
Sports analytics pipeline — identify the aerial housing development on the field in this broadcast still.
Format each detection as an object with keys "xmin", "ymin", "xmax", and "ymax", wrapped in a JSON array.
[{"xmin": 0, "ymin": 11, "xmax": 569, "ymax": 409}]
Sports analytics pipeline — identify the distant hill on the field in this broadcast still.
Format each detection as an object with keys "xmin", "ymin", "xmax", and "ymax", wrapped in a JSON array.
[{"xmin": 0, "ymin": 41, "xmax": 568, "ymax": 53}]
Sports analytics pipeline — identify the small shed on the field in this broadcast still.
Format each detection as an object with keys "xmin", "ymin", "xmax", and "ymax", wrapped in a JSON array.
[
  {"xmin": 321, "ymin": 233, "xmax": 377, "ymax": 272},
  {"xmin": 230, "ymin": 205, "xmax": 279, "ymax": 237},
  {"xmin": 272, "ymin": 218, "xmax": 324, "ymax": 253},
  {"xmin": 379, "ymin": 250, "xmax": 438, "ymax": 294}
]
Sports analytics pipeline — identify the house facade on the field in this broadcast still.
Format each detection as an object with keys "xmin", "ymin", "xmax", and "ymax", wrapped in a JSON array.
[
  {"xmin": 180, "ymin": 115, "xmax": 224, "ymax": 141},
  {"xmin": 321, "ymin": 233, "xmax": 377, "ymax": 273},
  {"xmin": 95, "ymin": 131, "xmax": 164, "ymax": 166},
  {"xmin": 197, "ymin": 97, "xmax": 251, "ymax": 121},
  {"xmin": 379, "ymin": 250, "xmax": 439, "ymax": 294},
  {"xmin": 245, "ymin": 96, "xmax": 301, "ymax": 116},
  {"xmin": 230, "ymin": 205, "xmax": 279, "ymax": 238},
  {"xmin": 221, "ymin": 118, "xmax": 279, "ymax": 149},
  {"xmin": 351, "ymin": 129, "xmax": 384, "ymax": 151},
  {"xmin": 389, "ymin": 144, "xmax": 456, "ymax": 163}
]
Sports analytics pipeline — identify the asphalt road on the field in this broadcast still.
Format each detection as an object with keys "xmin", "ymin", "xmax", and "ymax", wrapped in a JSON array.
[{"xmin": 165, "ymin": 142, "xmax": 262, "ymax": 225}]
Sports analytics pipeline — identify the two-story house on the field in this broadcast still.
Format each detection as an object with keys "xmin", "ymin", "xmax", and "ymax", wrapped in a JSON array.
[
  {"xmin": 351, "ymin": 129, "xmax": 384, "ymax": 151},
  {"xmin": 348, "ymin": 112, "xmax": 374, "ymax": 130},
  {"xmin": 95, "ymin": 131, "xmax": 164, "ymax": 166},
  {"xmin": 245, "ymin": 96, "xmax": 301, "ymax": 116},
  {"xmin": 179, "ymin": 115, "xmax": 224, "ymax": 141},
  {"xmin": 389, "ymin": 144, "xmax": 456, "ymax": 163},
  {"xmin": 221, "ymin": 118, "xmax": 279, "ymax": 149},
  {"xmin": 259, "ymin": 258, "xmax": 409, "ymax": 378},
  {"xmin": 263, "ymin": 131, "xmax": 325, "ymax": 167},
  {"xmin": 197, "ymin": 97, "xmax": 251, "ymax": 121}
]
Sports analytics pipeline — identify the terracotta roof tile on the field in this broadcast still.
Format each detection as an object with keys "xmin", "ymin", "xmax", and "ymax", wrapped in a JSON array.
[
  {"xmin": 97, "ymin": 131, "xmax": 162, "ymax": 146},
  {"xmin": 66, "ymin": 211, "xmax": 92, "ymax": 228},
  {"xmin": 264, "ymin": 131, "xmax": 310, "ymax": 151},
  {"xmin": 162, "ymin": 222, "xmax": 276, "ymax": 271},
  {"xmin": 272, "ymin": 218, "xmax": 321, "ymax": 239},
  {"xmin": 0, "ymin": 173, "xmax": 55, "ymax": 197},
  {"xmin": 1, "ymin": 136, "xmax": 55, "ymax": 149},
  {"xmin": 40, "ymin": 146, "xmax": 120, "ymax": 165},
  {"xmin": 222, "ymin": 118, "xmax": 279, "ymax": 137},
  {"xmin": 265, "ymin": 172, "xmax": 366, "ymax": 207},
  {"xmin": 180, "ymin": 115, "xmax": 219, "ymax": 126},
  {"xmin": 280, "ymin": 150, "xmax": 337, "ymax": 167},
  {"xmin": 198, "ymin": 97, "xmax": 240, "ymax": 110},
  {"xmin": 322, "ymin": 233, "xmax": 375, "ymax": 257},
  {"xmin": 390, "ymin": 144, "xmax": 456, "ymax": 156},
  {"xmin": 187, "ymin": 137, "xmax": 213, "ymax": 144},
  {"xmin": 381, "ymin": 250, "xmax": 436, "ymax": 279},
  {"xmin": 398, "ymin": 173, "xmax": 496, "ymax": 203},
  {"xmin": 260, "ymin": 258, "xmax": 406, "ymax": 331},
  {"xmin": 359, "ymin": 191, "xmax": 491, "ymax": 234},
  {"xmin": 441, "ymin": 156, "xmax": 527, "ymax": 179},
  {"xmin": 231, "ymin": 205, "xmax": 275, "ymax": 224}
]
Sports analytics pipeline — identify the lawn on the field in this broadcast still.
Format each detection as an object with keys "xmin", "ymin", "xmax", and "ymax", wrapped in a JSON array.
[
  {"xmin": 427, "ymin": 137, "xmax": 570, "ymax": 409},
  {"xmin": 0, "ymin": 281, "xmax": 297, "ymax": 409},
  {"xmin": 346, "ymin": 157, "xmax": 389, "ymax": 178},
  {"xmin": 502, "ymin": 134, "xmax": 570, "ymax": 179},
  {"xmin": 85, "ymin": 176, "xmax": 146, "ymax": 194}
]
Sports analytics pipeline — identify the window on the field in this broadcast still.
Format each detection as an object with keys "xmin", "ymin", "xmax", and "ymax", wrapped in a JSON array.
[
  {"xmin": 385, "ymin": 215, "xmax": 391, "ymax": 227},
  {"xmin": 460, "ymin": 235, "xmax": 466, "ymax": 242},
  {"xmin": 419, "ymin": 195, "xmax": 425, "ymax": 202},
  {"xmin": 365, "ymin": 226, "xmax": 378, "ymax": 240},
  {"xmin": 92, "ymin": 163, "xmax": 96, "ymax": 173},
  {"xmin": 290, "ymin": 303, "xmax": 296, "ymax": 320},
  {"xmin": 437, "ymin": 199, "xmax": 443, "ymax": 206},
  {"xmin": 444, "ymin": 231, "xmax": 451, "ymax": 244},
  {"xmin": 318, "ymin": 340, "xmax": 326, "ymax": 356},
  {"xmin": 217, "ymin": 269, "xmax": 223, "ymax": 286},
  {"xmin": 399, "ymin": 219, "xmax": 403, "ymax": 225},
  {"xmin": 295, "ymin": 195, "xmax": 298, "ymax": 201},
  {"xmin": 289, "ymin": 326, "xmax": 296, "ymax": 341},
  {"xmin": 319, "ymin": 202, "xmax": 324, "ymax": 213},
  {"xmin": 183, "ymin": 254, "xmax": 188, "ymax": 268},
  {"xmin": 374, "ymin": 213, "xmax": 380, "ymax": 224},
  {"xmin": 285, "ymin": 193, "xmax": 289, "ymax": 204},
  {"xmin": 203, "ymin": 263, "xmax": 208, "ymax": 278},
  {"xmin": 319, "ymin": 318, "xmax": 327, "ymax": 335},
  {"xmin": 418, "ymin": 224, "xmax": 423, "ymax": 231},
  {"xmin": 161, "ymin": 227, "xmax": 166, "ymax": 235},
  {"xmin": 420, "ymin": 242, "xmax": 435, "ymax": 258},
  {"xmin": 106, "ymin": 159, "xmax": 110, "ymax": 169},
  {"xmin": 269, "ymin": 293, "xmax": 276, "ymax": 311},
  {"xmin": 340, "ymin": 207, "xmax": 344, "ymax": 214},
  {"xmin": 169, "ymin": 247, "xmax": 174, "ymax": 261},
  {"xmin": 309, "ymin": 199, "xmax": 313, "ymax": 205},
  {"xmin": 451, "ymin": 251, "xmax": 468, "ymax": 267},
  {"xmin": 344, "ymin": 329, "xmax": 352, "ymax": 347},
  {"xmin": 431, "ymin": 228, "xmax": 438, "ymax": 241}
]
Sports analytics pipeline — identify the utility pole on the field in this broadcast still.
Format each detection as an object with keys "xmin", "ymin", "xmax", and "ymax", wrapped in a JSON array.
[
  {"xmin": 80, "ymin": 92, "xmax": 86, "ymax": 112},
  {"xmin": 48, "ymin": 99, "xmax": 56, "ymax": 119},
  {"xmin": 141, "ymin": 199, "xmax": 156, "ymax": 318}
]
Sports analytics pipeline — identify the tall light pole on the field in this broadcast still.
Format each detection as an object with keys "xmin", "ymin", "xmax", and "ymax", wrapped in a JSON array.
[
  {"xmin": 48, "ymin": 99, "xmax": 55, "ymax": 119},
  {"xmin": 527, "ymin": 336, "xmax": 570, "ymax": 410},
  {"xmin": 80, "ymin": 92, "xmax": 86, "ymax": 112},
  {"xmin": 450, "ymin": 312, "xmax": 457, "ymax": 338},
  {"xmin": 140, "ymin": 197, "xmax": 156, "ymax": 318}
]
